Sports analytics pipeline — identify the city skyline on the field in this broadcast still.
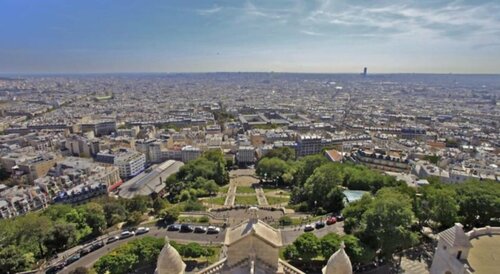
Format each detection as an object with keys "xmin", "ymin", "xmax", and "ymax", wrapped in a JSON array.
[{"xmin": 1, "ymin": 0, "xmax": 500, "ymax": 74}]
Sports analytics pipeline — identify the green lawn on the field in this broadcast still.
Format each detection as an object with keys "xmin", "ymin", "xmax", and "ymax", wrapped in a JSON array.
[
  {"xmin": 218, "ymin": 185, "xmax": 230, "ymax": 194},
  {"xmin": 234, "ymin": 195, "xmax": 259, "ymax": 205},
  {"xmin": 205, "ymin": 196, "xmax": 226, "ymax": 206},
  {"xmin": 236, "ymin": 186, "xmax": 255, "ymax": 194},
  {"xmin": 266, "ymin": 196, "xmax": 290, "ymax": 205},
  {"xmin": 261, "ymin": 186, "xmax": 291, "ymax": 195}
]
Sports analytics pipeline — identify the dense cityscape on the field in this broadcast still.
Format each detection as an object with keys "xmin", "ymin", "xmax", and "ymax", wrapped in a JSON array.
[{"xmin": 0, "ymin": 72, "xmax": 498, "ymax": 274}]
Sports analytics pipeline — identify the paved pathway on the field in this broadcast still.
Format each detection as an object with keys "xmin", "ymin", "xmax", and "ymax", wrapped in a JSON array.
[
  {"xmin": 399, "ymin": 257, "xmax": 429, "ymax": 274},
  {"xmin": 224, "ymin": 184, "xmax": 236, "ymax": 206},
  {"xmin": 255, "ymin": 185, "xmax": 268, "ymax": 205}
]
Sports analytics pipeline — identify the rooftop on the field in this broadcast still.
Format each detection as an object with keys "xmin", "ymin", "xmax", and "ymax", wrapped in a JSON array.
[{"xmin": 468, "ymin": 234, "xmax": 500, "ymax": 274}]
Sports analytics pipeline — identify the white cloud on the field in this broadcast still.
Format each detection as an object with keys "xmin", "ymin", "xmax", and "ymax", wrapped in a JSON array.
[
  {"xmin": 303, "ymin": 0, "xmax": 500, "ymax": 43},
  {"xmin": 300, "ymin": 30, "xmax": 325, "ymax": 36},
  {"xmin": 197, "ymin": 6, "xmax": 222, "ymax": 16}
]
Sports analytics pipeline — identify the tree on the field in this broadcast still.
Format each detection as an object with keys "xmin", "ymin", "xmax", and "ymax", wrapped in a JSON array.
[
  {"xmin": 160, "ymin": 207, "xmax": 180, "ymax": 224},
  {"xmin": 361, "ymin": 189, "xmax": 418, "ymax": 257},
  {"xmin": 94, "ymin": 251, "xmax": 138, "ymax": 274},
  {"xmin": 0, "ymin": 245, "xmax": 34, "ymax": 274},
  {"xmin": 278, "ymin": 216, "xmax": 293, "ymax": 226},
  {"xmin": 318, "ymin": 233, "xmax": 374, "ymax": 265},
  {"xmin": 129, "ymin": 237, "xmax": 165, "ymax": 263},
  {"xmin": 292, "ymin": 154, "xmax": 328, "ymax": 186},
  {"xmin": 45, "ymin": 223, "xmax": 79, "ymax": 254},
  {"xmin": 179, "ymin": 242, "xmax": 209, "ymax": 258},
  {"xmin": 283, "ymin": 245, "xmax": 299, "ymax": 261},
  {"xmin": 342, "ymin": 234, "xmax": 375, "ymax": 264},
  {"xmin": 15, "ymin": 213, "xmax": 53, "ymax": 258},
  {"xmin": 81, "ymin": 203, "xmax": 107, "ymax": 236},
  {"xmin": 427, "ymin": 187, "xmax": 459, "ymax": 228},
  {"xmin": 256, "ymin": 157, "xmax": 289, "ymax": 181},
  {"xmin": 203, "ymin": 179, "xmax": 220, "ymax": 196},
  {"xmin": 42, "ymin": 204, "xmax": 73, "ymax": 221},
  {"xmin": 125, "ymin": 196, "xmax": 151, "ymax": 214},
  {"xmin": 320, "ymin": 233, "xmax": 341, "ymax": 259},
  {"xmin": 303, "ymin": 163, "xmax": 345, "ymax": 212},
  {"xmin": 126, "ymin": 211, "xmax": 144, "ymax": 226},
  {"xmin": 263, "ymin": 147, "xmax": 295, "ymax": 161},
  {"xmin": 103, "ymin": 202, "xmax": 127, "ymax": 226},
  {"xmin": 69, "ymin": 267, "xmax": 91, "ymax": 274},
  {"xmin": 342, "ymin": 194, "xmax": 373, "ymax": 234},
  {"xmin": 293, "ymin": 233, "xmax": 320, "ymax": 262},
  {"xmin": 94, "ymin": 237, "xmax": 164, "ymax": 274},
  {"xmin": 153, "ymin": 198, "xmax": 169, "ymax": 215},
  {"xmin": 455, "ymin": 180, "xmax": 500, "ymax": 228}
]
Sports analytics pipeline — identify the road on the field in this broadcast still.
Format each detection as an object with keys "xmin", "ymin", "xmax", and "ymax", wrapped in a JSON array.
[
  {"xmin": 58, "ymin": 226, "xmax": 226, "ymax": 274},
  {"xmin": 56, "ymin": 221, "xmax": 344, "ymax": 273}
]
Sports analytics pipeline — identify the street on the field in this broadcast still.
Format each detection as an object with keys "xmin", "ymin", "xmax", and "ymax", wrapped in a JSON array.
[{"xmin": 56, "ymin": 221, "xmax": 344, "ymax": 273}]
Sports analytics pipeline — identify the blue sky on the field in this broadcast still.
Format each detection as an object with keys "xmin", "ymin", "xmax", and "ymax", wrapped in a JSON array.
[{"xmin": 1, "ymin": 0, "xmax": 500, "ymax": 74}]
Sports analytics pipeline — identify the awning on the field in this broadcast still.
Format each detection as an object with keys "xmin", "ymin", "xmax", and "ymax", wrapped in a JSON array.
[{"xmin": 108, "ymin": 180, "xmax": 123, "ymax": 191}]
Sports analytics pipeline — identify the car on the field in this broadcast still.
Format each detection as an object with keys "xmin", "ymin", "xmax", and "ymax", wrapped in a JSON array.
[
  {"xmin": 167, "ymin": 224, "xmax": 181, "ymax": 231},
  {"xmin": 315, "ymin": 221, "xmax": 326, "ymax": 229},
  {"xmin": 79, "ymin": 246, "xmax": 93, "ymax": 256},
  {"xmin": 180, "ymin": 224, "xmax": 194, "ymax": 232},
  {"xmin": 45, "ymin": 263, "xmax": 65, "ymax": 274},
  {"xmin": 106, "ymin": 235, "xmax": 120, "ymax": 244},
  {"xmin": 91, "ymin": 241, "xmax": 105, "ymax": 250},
  {"xmin": 304, "ymin": 224, "xmax": 314, "ymax": 232},
  {"xmin": 64, "ymin": 254, "xmax": 81, "ymax": 266},
  {"xmin": 119, "ymin": 230, "xmax": 135, "ymax": 239},
  {"xmin": 326, "ymin": 217, "xmax": 337, "ymax": 225},
  {"xmin": 207, "ymin": 226, "xmax": 221, "ymax": 234},
  {"xmin": 136, "ymin": 227, "xmax": 150, "ymax": 235},
  {"xmin": 335, "ymin": 214, "xmax": 344, "ymax": 221},
  {"xmin": 194, "ymin": 226, "xmax": 207, "ymax": 233}
]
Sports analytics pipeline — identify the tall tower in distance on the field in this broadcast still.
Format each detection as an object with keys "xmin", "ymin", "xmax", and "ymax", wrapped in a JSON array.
[{"xmin": 363, "ymin": 67, "xmax": 367, "ymax": 77}]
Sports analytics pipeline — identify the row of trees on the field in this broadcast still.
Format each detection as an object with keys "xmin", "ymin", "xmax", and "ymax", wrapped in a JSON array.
[
  {"xmin": 416, "ymin": 179, "xmax": 500, "ymax": 229},
  {"xmin": 0, "ymin": 195, "xmax": 158, "ymax": 273},
  {"xmin": 94, "ymin": 236, "xmax": 164, "ymax": 274},
  {"xmin": 342, "ymin": 179, "xmax": 500, "ymax": 258},
  {"xmin": 170, "ymin": 241, "xmax": 216, "ymax": 259},
  {"xmin": 0, "ymin": 203, "xmax": 106, "ymax": 273},
  {"xmin": 165, "ymin": 150, "xmax": 228, "ymax": 202},
  {"xmin": 284, "ymin": 233, "xmax": 374, "ymax": 266},
  {"xmin": 343, "ymin": 188, "xmax": 419, "ymax": 258},
  {"xmin": 256, "ymin": 150, "xmax": 403, "ymax": 213}
]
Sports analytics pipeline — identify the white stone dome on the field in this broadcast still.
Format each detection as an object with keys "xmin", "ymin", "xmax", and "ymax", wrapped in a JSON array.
[
  {"xmin": 155, "ymin": 236, "xmax": 186, "ymax": 274},
  {"xmin": 322, "ymin": 244, "xmax": 353, "ymax": 274}
]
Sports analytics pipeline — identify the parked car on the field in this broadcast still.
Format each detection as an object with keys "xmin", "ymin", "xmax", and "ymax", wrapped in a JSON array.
[
  {"xmin": 194, "ymin": 226, "xmax": 207, "ymax": 233},
  {"xmin": 335, "ymin": 214, "xmax": 344, "ymax": 221},
  {"xmin": 315, "ymin": 221, "xmax": 326, "ymax": 229},
  {"xmin": 79, "ymin": 246, "xmax": 93, "ymax": 256},
  {"xmin": 167, "ymin": 224, "xmax": 181, "ymax": 231},
  {"xmin": 304, "ymin": 224, "xmax": 314, "ymax": 232},
  {"xmin": 45, "ymin": 263, "xmax": 65, "ymax": 274},
  {"xmin": 326, "ymin": 217, "xmax": 337, "ymax": 225},
  {"xmin": 207, "ymin": 226, "xmax": 221, "ymax": 234},
  {"xmin": 136, "ymin": 227, "xmax": 150, "ymax": 235},
  {"xmin": 119, "ymin": 230, "xmax": 135, "ymax": 239},
  {"xmin": 180, "ymin": 224, "xmax": 194, "ymax": 232},
  {"xmin": 106, "ymin": 235, "xmax": 120, "ymax": 244},
  {"xmin": 91, "ymin": 241, "xmax": 105, "ymax": 250},
  {"xmin": 64, "ymin": 254, "xmax": 81, "ymax": 266}
]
